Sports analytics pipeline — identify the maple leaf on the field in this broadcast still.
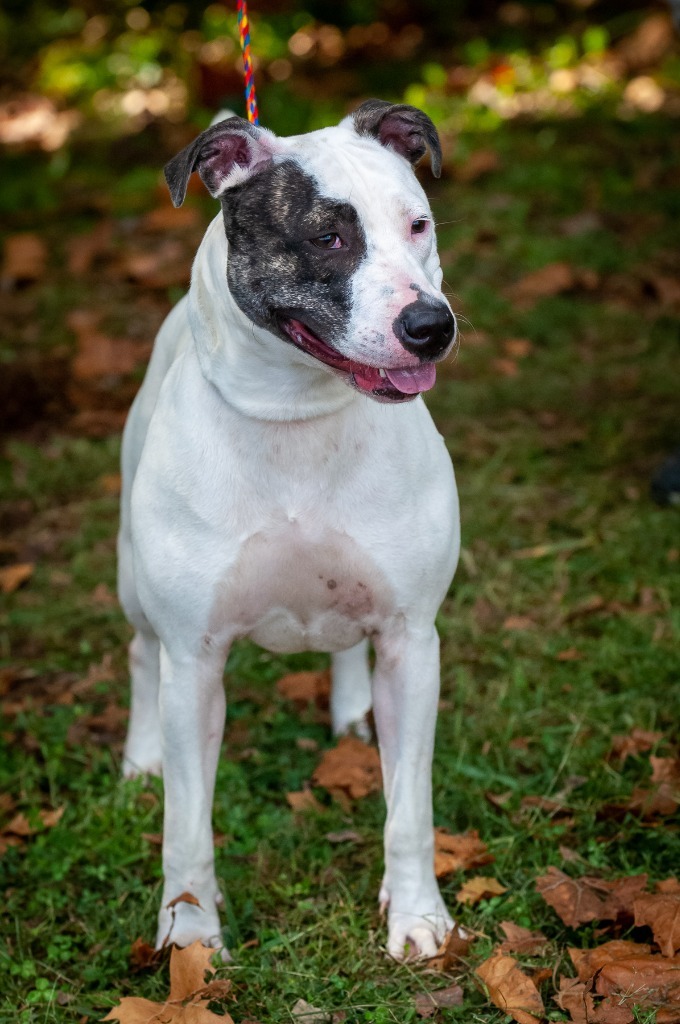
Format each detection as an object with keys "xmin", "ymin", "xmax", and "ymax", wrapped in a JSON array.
[
  {"xmin": 634, "ymin": 892, "xmax": 680, "ymax": 956},
  {"xmin": 497, "ymin": 921, "xmax": 549, "ymax": 957},
  {"xmin": 476, "ymin": 953, "xmax": 545, "ymax": 1024},
  {"xmin": 456, "ymin": 876, "xmax": 507, "ymax": 906},
  {"xmin": 104, "ymin": 942, "xmax": 233, "ymax": 1024},
  {"xmin": 554, "ymin": 976, "xmax": 633, "ymax": 1024},
  {"xmin": 433, "ymin": 827, "xmax": 494, "ymax": 878},
  {"xmin": 312, "ymin": 736, "xmax": 382, "ymax": 801}
]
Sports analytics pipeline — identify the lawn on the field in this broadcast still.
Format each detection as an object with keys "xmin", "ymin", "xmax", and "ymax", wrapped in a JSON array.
[{"xmin": 1, "ymin": 39, "xmax": 679, "ymax": 1024}]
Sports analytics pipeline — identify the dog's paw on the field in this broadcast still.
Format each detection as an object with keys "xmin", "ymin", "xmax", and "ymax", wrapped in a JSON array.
[
  {"xmin": 380, "ymin": 884, "xmax": 454, "ymax": 960},
  {"xmin": 156, "ymin": 890, "xmax": 231, "ymax": 961},
  {"xmin": 122, "ymin": 754, "xmax": 163, "ymax": 781}
]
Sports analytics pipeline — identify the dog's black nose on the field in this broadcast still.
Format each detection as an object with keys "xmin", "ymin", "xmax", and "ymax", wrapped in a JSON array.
[{"xmin": 395, "ymin": 301, "xmax": 456, "ymax": 360}]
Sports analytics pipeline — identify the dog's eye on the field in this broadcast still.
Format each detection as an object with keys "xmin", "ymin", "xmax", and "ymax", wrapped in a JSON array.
[
  {"xmin": 311, "ymin": 233, "xmax": 343, "ymax": 250},
  {"xmin": 411, "ymin": 218, "xmax": 429, "ymax": 235}
]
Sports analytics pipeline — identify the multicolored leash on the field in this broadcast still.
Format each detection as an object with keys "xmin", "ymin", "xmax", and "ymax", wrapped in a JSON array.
[{"xmin": 237, "ymin": 0, "xmax": 259, "ymax": 125}]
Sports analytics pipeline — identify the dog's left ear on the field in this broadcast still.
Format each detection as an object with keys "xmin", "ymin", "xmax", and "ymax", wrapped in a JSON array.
[
  {"xmin": 164, "ymin": 116, "xmax": 280, "ymax": 207},
  {"xmin": 349, "ymin": 100, "xmax": 442, "ymax": 178}
]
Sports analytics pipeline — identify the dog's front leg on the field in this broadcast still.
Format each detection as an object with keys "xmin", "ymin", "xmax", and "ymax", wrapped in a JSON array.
[
  {"xmin": 156, "ymin": 642, "xmax": 227, "ymax": 954},
  {"xmin": 372, "ymin": 624, "xmax": 453, "ymax": 959}
]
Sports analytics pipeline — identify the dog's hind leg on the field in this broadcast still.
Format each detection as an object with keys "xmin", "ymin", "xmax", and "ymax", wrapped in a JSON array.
[
  {"xmin": 331, "ymin": 639, "xmax": 373, "ymax": 741},
  {"xmin": 123, "ymin": 629, "xmax": 162, "ymax": 779}
]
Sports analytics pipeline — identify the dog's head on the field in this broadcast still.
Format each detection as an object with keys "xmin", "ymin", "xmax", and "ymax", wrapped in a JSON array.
[{"xmin": 165, "ymin": 101, "xmax": 456, "ymax": 403}]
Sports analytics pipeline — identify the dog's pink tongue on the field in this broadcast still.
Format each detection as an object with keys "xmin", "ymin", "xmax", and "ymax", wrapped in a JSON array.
[{"xmin": 384, "ymin": 364, "xmax": 436, "ymax": 394}]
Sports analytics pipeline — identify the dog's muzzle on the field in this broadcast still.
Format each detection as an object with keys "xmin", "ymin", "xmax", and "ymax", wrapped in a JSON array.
[{"xmin": 395, "ymin": 301, "xmax": 457, "ymax": 362}]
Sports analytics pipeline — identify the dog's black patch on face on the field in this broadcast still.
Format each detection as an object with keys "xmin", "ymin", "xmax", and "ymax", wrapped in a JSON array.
[{"xmin": 219, "ymin": 160, "xmax": 366, "ymax": 345}]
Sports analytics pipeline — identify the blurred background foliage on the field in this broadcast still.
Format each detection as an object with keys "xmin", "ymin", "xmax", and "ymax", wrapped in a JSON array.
[{"xmin": 0, "ymin": 0, "xmax": 678, "ymax": 176}]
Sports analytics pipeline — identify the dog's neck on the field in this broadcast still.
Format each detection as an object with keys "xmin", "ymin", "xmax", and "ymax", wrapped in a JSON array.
[{"xmin": 187, "ymin": 217, "xmax": 356, "ymax": 422}]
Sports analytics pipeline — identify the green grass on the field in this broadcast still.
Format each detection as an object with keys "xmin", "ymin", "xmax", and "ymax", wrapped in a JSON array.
[{"xmin": 1, "ymin": 108, "xmax": 679, "ymax": 1022}]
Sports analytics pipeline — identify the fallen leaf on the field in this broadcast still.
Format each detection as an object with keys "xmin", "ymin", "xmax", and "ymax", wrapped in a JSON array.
[
  {"xmin": 508, "ymin": 261, "xmax": 575, "ymax": 303},
  {"xmin": 609, "ymin": 727, "xmax": 663, "ymax": 764},
  {"xmin": 498, "ymin": 921, "xmax": 549, "ymax": 956},
  {"xmin": 554, "ymin": 976, "xmax": 633, "ymax": 1024},
  {"xmin": 104, "ymin": 941, "xmax": 233, "ymax": 1024},
  {"xmin": 427, "ymin": 926, "xmax": 473, "ymax": 971},
  {"xmin": 130, "ymin": 937, "xmax": 167, "ymax": 971},
  {"xmin": 569, "ymin": 940, "xmax": 652, "ymax": 982},
  {"xmin": 650, "ymin": 757, "xmax": 680, "ymax": 785},
  {"xmin": 413, "ymin": 985, "xmax": 464, "ymax": 1018},
  {"xmin": 291, "ymin": 998, "xmax": 332, "ymax": 1022},
  {"xmin": 628, "ymin": 783, "xmax": 679, "ymax": 818},
  {"xmin": 0, "ymin": 563, "xmax": 34, "ymax": 594},
  {"xmin": 502, "ymin": 615, "xmax": 536, "ymax": 631},
  {"xmin": 456, "ymin": 876, "xmax": 507, "ymax": 906},
  {"xmin": 312, "ymin": 736, "xmax": 382, "ymax": 801},
  {"xmin": 276, "ymin": 670, "xmax": 331, "ymax": 709},
  {"xmin": 66, "ymin": 220, "xmax": 113, "ymax": 275},
  {"xmin": 595, "ymin": 955, "xmax": 680, "ymax": 1016},
  {"xmin": 166, "ymin": 892, "xmax": 201, "ymax": 912},
  {"xmin": 455, "ymin": 148, "xmax": 500, "ymax": 182},
  {"xmin": 492, "ymin": 356, "xmax": 519, "ymax": 378},
  {"xmin": 1, "ymin": 232, "xmax": 47, "ymax": 284},
  {"xmin": 556, "ymin": 647, "xmax": 583, "ymax": 662},
  {"xmin": 476, "ymin": 953, "xmax": 545, "ymax": 1024},
  {"xmin": 286, "ymin": 790, "xmax": 324, "ymax": 814},
  {"xmin": 535, "ymin": 868, "xmax": 647, "ymax": 927},
  {"xmin": 433, "ymin": 828, "xmax": 494, "ymax": 878},
  {"xmin": 657, "ymin": 878, "xmax": 680, "ymax": 894},
  {"xmin": 634, "ymin": 893, "xmax": 680, "ymax": 956},
  {"xmin": 503, "ymin": 338, "xmax": 533, "ymax": 359}
]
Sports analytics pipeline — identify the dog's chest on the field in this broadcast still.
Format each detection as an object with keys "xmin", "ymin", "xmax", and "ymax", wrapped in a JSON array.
[{"xmin": 211, "ymin": 518, "xmax": 394, "ymax": 653}]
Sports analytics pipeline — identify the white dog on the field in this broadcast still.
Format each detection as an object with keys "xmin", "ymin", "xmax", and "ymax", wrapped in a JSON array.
[{"xmin": 117, "ymin": 100, "xmax": 460, "ymax": 960}]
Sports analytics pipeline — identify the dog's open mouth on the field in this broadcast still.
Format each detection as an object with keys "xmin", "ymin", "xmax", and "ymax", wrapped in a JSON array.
[{"xmin": 280, "ymin": 318, "xmax": 436, "ymax": 403}]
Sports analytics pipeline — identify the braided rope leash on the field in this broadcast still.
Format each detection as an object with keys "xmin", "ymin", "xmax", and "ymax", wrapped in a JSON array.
[{"xmin": 237, "ymin": 0, "xmax": 259, "ymax": 125}]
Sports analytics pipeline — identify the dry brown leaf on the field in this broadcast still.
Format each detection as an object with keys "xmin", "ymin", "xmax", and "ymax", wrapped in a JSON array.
[
  {"xmin": 1, "ymin": 232, "xmax": 47, "ymax": 284},
  {"xmin": 66, "ymin": 220, "xmax": 113, "ymax": 275},
  {"xmin": 595, "ymin": 954, "xmax": 680, "ymax": 1015},
  {"xmin": 68, "ymin": 310, "xmax": 151, "ymax": 382},
  {"xmin": 104, "ymin": 941, "xmax": 232, "ymax": 1024},
  {"xmin": 502, "ymin": 615, "xmax": 536, "ymax": 631},
  {"xmin": 456, "ymin": 876, "xmax": 507, "ymax": 906},
  {"xmin": 0, "ymin": 563, "xmax": 34, "ymax": 594},
  {"xmin": 476, "ymin": 953, "xmax": 545, "ymax": 1024},
  {"xmin": 130, "ymin": 937, "xmax": 167, "ymax": 971},
  {"xmin": 634, "ymin": 893, "xmax": 680, "ymax": 957},
  {"xmin": 142, "ymin": 206, "xmax": 202, "ymax": 232},
  {"xmin": 503, "ymin": 338, "xmax": 533, "ymax": 359},
  {"xmin": 498, "ymin": 921, "xmax": 548, "ymax": 957},
  {"xmin": 276, "ymin": 670, "xmax": 330, "ymax": 709},
  {"xmin": 433, "ymin": 827, "xmax": 494, "ymax": 878},
  {"xmin": 286, "ymin": 790, "xmax": 324, "ymax": 814},
  {"xmin": 651, "ymin": 757, "xmax": 680, "ymax": 785},
  {"xmin": 657, "ymin": 878, "xmax": 680, "ymax": 894},
  {"xmin": 535, "ymin": 868, "xmax": 647, "ymax": 927},
  {"xmin": 492, "ymin": 357, "xmax": 519, "ymax": 378},
  {"xmin": 312, "ymin": 736, "xmax": 381, "ymax": 801},
  {"xmin": 628, "ymin": 783, "xmax": 679, "ymax": 818},
  {"xmin": 554, "ymin": 976, "xmax": 633, "ymax": 1024},
  {"xmin": 568, "ymin": 940, "xmax": 652, "ymax": 982},
  {"xmin": 508, "ymin": 261, "xmax": 575, "ymax": 303},
  {"xmin": 455, "ymin": 148, "xmax": 500, "ymax": 183},
  {"xmin": 166, "ymin": 892, "xmax": 201, "ymax": 912},
  {"xmin": 3, "ymin": 805, "xmax": 64, "ymax": 838},
  {"xmin": 556, "ymin": 648, "xmax": 583, "ymax": 662},
  {"xmin": 608, "ymin": 727, "xmax": 663, "ymax": 764},
  {"xmin": 427, "ymin": 926, "xmax": 473, "ymax": 971},
  {"xmin": 413, "ymin": 985, "xmax": 464, "ymax": 1018},
  {"xmin": 291, "ymin": 998, "xmax": 332, "ymax": 1022}
]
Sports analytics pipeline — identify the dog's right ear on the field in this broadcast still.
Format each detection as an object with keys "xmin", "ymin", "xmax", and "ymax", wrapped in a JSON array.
[{"xmin": 164, "ymin": 117, "xmax": 279, "ymax": 207}]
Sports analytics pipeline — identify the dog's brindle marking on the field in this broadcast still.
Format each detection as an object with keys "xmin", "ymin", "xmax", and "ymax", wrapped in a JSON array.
[{"xmin": 221, "ymin": 160, "xmax": 367, "ymax": 345}]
